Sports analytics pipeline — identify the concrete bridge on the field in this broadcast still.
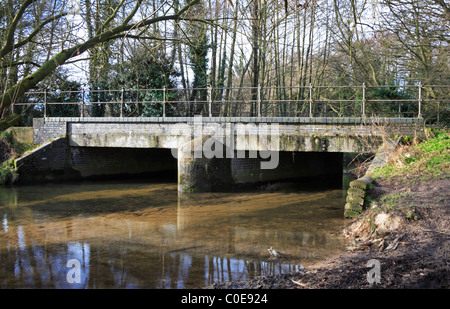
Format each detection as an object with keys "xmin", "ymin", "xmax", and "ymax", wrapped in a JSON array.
[{"xmin": 16, "ymin": 116, "xmax": 424, "ymax": 192}]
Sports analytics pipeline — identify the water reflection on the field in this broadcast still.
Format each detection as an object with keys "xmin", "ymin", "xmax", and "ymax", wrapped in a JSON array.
[{"xmin": 0, "ymin": 179, "xmax": 349, "ymax": 288}]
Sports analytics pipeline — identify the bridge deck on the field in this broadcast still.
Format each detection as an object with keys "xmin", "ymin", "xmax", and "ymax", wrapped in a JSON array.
[{"xmin": 45, "ymin": 116, "xmax": 424, "ymax": 124}]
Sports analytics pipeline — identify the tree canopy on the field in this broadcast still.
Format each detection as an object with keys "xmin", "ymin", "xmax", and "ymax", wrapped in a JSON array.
[{"xmin": 0, "ymin": 0, "xmax": 448, "ymax": 124}]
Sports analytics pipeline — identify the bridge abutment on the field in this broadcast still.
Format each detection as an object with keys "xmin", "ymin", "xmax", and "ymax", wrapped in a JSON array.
[{"xmin": 15, "ymin": 137, "xmax": 177, "ymax": 184}]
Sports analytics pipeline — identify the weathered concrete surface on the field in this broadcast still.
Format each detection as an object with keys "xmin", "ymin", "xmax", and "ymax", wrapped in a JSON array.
[
  {"xmin": 34, "ymin": 117, "xmax": 424, "ymax": 154},
  {"xmin": 344, "ymin": 138, "xmax": 401, "ymax": 218},
  {"xmin": 6, "ymin": 127, "xmax": 34, "ymax": 144},
  {"xmin": 33, "ymin": 118, "xmax": 67, "ymax": 144},
  {"xmin": 15, "ymin": 137, "xmax": 177, "ymax": 184},
  {"xmin": 178, "ymin": 136, "xmax": 234, "ymax": 192},
  {"xmin": 26, "ymin": 117, "xmax": 423, "ymax": 191},
  {"xmin": 176, "ymin": 134, "xmax": 343, "ymax": 192},
  {"xmin": 231, "ymin": 151, "xmax": 343, "ymax": 185}
]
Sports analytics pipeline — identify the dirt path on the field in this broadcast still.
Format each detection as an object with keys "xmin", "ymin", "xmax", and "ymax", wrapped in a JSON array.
[{"xmin": 211, "ymin": 175, "xmax": 449, "ymax": 289}]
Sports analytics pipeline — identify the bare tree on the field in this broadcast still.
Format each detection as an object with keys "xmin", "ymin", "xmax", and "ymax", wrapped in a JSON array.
[{"xmin": 0, "ymin": 0, "xmax": 200, "ymax": 125}]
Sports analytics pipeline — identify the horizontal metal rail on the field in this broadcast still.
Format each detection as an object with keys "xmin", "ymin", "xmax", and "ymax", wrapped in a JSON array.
[{"xmin": 10, "ymin": 83, "xmax": 449, "ymax": 120}]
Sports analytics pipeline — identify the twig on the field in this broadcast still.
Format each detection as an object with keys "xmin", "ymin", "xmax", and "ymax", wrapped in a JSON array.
[
  {"xmin": 422, "ymin": 229, "xmax": 450, "ymax": 237},
  {"xmin": 291, "ymin": 279, "xmax": 309, "ymax": 288}
]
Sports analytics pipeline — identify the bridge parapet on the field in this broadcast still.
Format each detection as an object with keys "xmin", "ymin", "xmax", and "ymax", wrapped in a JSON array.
[{"xmin": 33, "ymin": 116, "xmax": 424, "ymax": 154}]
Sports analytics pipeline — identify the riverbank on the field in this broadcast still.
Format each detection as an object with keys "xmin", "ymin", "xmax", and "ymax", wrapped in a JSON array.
[
  {"xmin": 0, "ymin": 128, "xmax": 34, "ymax": 185},
  {"xmin": 211, "ymin": 131, "xmax": 449, "ymax": 289},
  {"xmin": 212, "ymin": 174, "xmax": 449, "ymax": 289}
]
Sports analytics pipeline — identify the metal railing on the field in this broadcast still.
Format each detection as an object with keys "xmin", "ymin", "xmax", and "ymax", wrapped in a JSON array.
[{"xmin": 11, "ymin": 83, "xmax": 449, "ymax": 121}]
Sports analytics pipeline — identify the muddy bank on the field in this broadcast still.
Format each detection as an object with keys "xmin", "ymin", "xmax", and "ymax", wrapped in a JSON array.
[{"xmin": 211, "ymin": 175, "xmax": 449, "ymax": 289}]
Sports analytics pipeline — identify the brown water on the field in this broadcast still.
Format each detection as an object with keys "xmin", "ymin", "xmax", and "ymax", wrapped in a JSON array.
[{"xmin": 0, "ymin": 178, "xmax": 351, "ymax": 288}]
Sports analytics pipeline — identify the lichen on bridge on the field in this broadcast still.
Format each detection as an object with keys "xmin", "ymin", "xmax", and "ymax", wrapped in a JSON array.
[{"xmin": 33, "ymin": 116, "xmax": 424, "ymax": 154}]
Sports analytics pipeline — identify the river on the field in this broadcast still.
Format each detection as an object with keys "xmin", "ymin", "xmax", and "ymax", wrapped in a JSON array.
[{"xmin": 0, "ymin": 176, "xmax": 352, "ymax": 288}]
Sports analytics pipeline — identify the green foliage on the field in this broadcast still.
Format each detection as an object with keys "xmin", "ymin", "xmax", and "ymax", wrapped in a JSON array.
[
  {"xmin": 0, "ymin": 131, "xmax": 20, "ymax": 185},
  {"xmin": 188, "ymin": 31, "xmax": 209, "ymax": 91},
  {"xmin": 366, "ymin": 85, "xmax": 416, "ymax": 117},
  {"xmin": 1, "ymin": 121, "xmax": 35, "ymax": 186},
  {"xmin": 182, "ymin": 185, "xmax": 197, "ymax": 192},
  {"xmin": 0, "ymin": 159, "xmax": 17, "ymax": 185},
  {"xmin": 108, "ymin": 48, "xmax": 179, "ymax": 117},
  {"xmin": 0, "ymin": 129, "xmax": 34, "ymax": 155},
  {"xmin": 372, "ymin": 130, "xmax": 450, "ymax": 178},
  {"xmin": 14, "ymin": 71, "xmax": 82, "ymax": 124},
  {"xmin": 47, "ymin": 79, "xmax": 82, "ymax": 117},
  {"xmin": 0, "ymin": 128, "xmax": 12, "ymax": 141},
  {"xmin": 416, "ymin": 131, "xmax": 449, "ymax": 153},
  {"xmin": 400, "ymin": 135, "xmax": 413, "ymax": 145},
  {"xmin": 380, "ymin": 192, "xmax": 409, "ymax": 209}
]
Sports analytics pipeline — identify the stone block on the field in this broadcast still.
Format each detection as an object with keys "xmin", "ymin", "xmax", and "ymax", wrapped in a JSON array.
[{"xmin": 346, "ymin": 194, "xmax": 365, "ymax": 205}]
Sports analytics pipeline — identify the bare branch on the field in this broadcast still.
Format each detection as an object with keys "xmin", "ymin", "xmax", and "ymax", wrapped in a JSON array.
[{"xmin": 0, "ymin": 0, "xmax": 36, "ymax": 59}]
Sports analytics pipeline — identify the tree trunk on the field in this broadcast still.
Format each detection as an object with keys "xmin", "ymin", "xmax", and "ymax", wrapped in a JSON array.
[{"xmin": 251, "ymin": 0, "xmax": 260, "ymax": 116}]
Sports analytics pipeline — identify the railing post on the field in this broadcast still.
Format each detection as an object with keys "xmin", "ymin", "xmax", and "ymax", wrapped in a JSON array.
[
  {"xmin": 309, "ymin": 83, "xmax": 313, "ymax": 117},
  {"xmin": 44, "ymin": 90, "xmax": 47, "ymax": 118},
  {"xmin": 120, "ymin": 88, "xmax": 124, "ymax": 118},
  {"xmin": 418, "ymin": 82, "xmax": 422, "ymax": 118},
  {"xmin": 437, "ymin": 101, "xmax": 440, "ymax": 125},
  {"xmin": 257, "ymin": 83, "xmax": 261, "ymax": 117},
  {"xmin": 208, "ymin": 84, "xmax": 212, "ymax": 117},
  {"xmin": 163, "ymin": 86, "xmax": 166, "ymax": 118},
  {"xmin": 81, "ymin": 89, "xmax": 85, "ymax": 118},
  {"xmin": 362, "ymin": 83, "xmax": 366, "ymax": 118}
]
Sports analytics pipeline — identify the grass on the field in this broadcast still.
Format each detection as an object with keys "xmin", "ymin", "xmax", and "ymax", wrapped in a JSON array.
[
  {"xmin": 380, "ymin": 192, "xmax": 410, "ymax": 208},
  {"xmin": 362, "ymin": 128, "xmax": 449, "ymax": 221},
  {"xmin": 372, "ymin": 129, "xmax": 450, "ymax": 179}
]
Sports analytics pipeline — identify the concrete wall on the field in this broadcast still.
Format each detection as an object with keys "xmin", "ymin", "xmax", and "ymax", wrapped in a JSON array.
[
  {"xmin": 33, "ymin": 118, "xmax": 67, "ymax": 144},
  {"xmin": 15, "ymin": 138, "xmax": 76, "ymax": 183},
  {"xmin": 63, "ymin": 121, "xmax": 389, "ymax": 153},
  {"xmin": 176, "ymin": 136, "xmax": 343, "ymax": 192},
  {"xmin": 231, "ymin": 151, "xmax": 343, "ymax": 185},
  {"xmin": 6, "ymin": 127, "xmax": 34, "ymax": 144},
  {"xmin": 25, "ymin": 117, "xmax": 422, "ymax": 190},
  {"xmin": 15, "ymin": 137, "xmax": 177, "ymax": 184},
  {"xmin": 33, "ymin": 117, "xmax": 424, "ymax": 154}
]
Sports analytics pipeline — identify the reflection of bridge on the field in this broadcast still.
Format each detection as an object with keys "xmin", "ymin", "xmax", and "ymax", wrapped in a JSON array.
[
  {"xmin": 0, "ymin": 182, "xmax": 340, "ymax": 288},
  {"xmin": 17, "ymin": 115, "xmax": 423, "ymax": 192}
]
